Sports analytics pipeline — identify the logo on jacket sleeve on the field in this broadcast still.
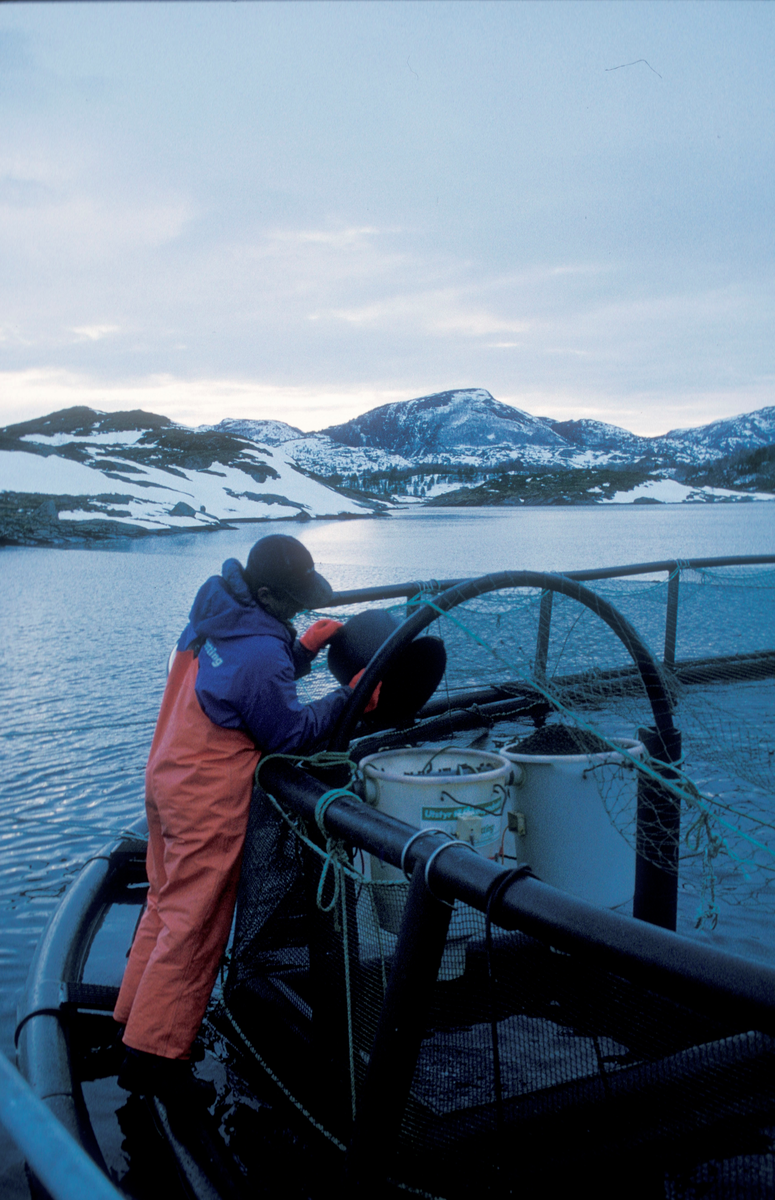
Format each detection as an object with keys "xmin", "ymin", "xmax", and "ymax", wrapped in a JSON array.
[{"xmin": 203, "ymin": 638, "xmax": 224, "ymax": 668}]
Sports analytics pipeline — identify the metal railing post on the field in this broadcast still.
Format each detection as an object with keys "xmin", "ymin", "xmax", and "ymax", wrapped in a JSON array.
[
  {"xmin": 664, "ymin": 567, "xmax": 680, "ymax": 668},
  {"xmin": 534, "ymin": 588, "xmax": 554, "ymax": 682}
]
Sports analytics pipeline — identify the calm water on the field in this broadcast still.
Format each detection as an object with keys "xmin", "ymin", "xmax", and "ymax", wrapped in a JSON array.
[{"xmin": 2, "ymin": 503, "xmax": 775, "ymax": 1187}]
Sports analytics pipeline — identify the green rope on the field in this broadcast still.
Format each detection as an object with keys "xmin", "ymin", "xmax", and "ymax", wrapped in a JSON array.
[
  {"xmin": 339, "ymin": 859, "xmax": 357, "ymax": 1122},
  {"xmin": 317, "ymin": 819, "xmax": 355, "ymax": 915},
  {"xmin": 220, "ymin": 1001, "xmax": 347, "ymax": 1150},
  {"xmin": 695, "ymin": 838, "xmax": 722, "ymax": 931},
  {"xmin": 314, "ymin": 787, "xmax": 362, "ymax": 836},
  {"xmin": 218, "ymin": 1000, "xmax": 448, "ymax": 1199},
  {"xmin": 255, "ymin": 749, "xmax": 357, "ymax": 790}
]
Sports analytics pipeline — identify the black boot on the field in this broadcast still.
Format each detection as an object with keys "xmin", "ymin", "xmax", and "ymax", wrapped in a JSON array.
[{"xmin": 117, "ymin": 1047, "xmax": 214, "ymax": 1104}]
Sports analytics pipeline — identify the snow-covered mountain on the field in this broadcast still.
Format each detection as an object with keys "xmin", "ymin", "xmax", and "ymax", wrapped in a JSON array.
[
  {"xmin": 210, "ymin": 417, "xmax": 305, "ymax": 446},
  {"xmin": 545, "ymin": 418, "xmax": 653, "ymax": 457},
  {"xmin": 209, "ymin": 389, "xmax": 650, "ymax": 479},
  {"xmin": 207, "ymin": 418, "xmax": 412, "ymax": 477},
  {"xmin": 209, "ymin": 390, "xmax": 775, "ymax": 488},
  {"xmin": 321, "ymin": 389, "xmax": 567, "ymax": 458},
  {"xmin": 656, "ymin": 407, "xmax": 775, "ymax": 463},
  {"xmin": 317, "ymin": 390, "xmax": 775, "ymax": 469},
  {"xmin": 0, "ymin": 406, "xmax": 376, "ymax": 545},
  {"xmin": 3, "ymin": 391, "xmax": 774, "ymax": 544},
  {"xmin": 546, "ymin": 407, "xmax": 775, "ymax": 464}
]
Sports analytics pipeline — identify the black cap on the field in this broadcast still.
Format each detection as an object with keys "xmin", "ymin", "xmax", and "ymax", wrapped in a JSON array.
[{"xmin": 244, "ymin": 535, "xmax": 333, "ymax": 609}]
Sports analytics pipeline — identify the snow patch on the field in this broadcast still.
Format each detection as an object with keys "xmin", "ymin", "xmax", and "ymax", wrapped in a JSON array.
[
  {"xmin": 607, "ymin": 479, "xmax": 773, "ymax": 504},
  {"xmin": 20, "ymin": 431, "xmax": 146, "ymax": 447}
]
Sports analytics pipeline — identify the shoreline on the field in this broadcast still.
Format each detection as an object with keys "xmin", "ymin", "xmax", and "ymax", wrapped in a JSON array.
[
  {"xmin": 3, "ymin": 493, "xmax": 775, "ymax": 550},
  {"xmin": 0, "ymin": 495, "xmax": 382, "ymax": 549}
]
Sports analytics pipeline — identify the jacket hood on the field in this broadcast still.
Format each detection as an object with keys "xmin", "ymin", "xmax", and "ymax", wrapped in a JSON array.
[{"xmin": 187, "ymin": 558, "xmax": 291, "ymax": 643}]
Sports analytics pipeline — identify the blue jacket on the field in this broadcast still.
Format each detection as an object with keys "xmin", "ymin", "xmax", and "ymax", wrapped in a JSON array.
[{"xmin": 177, "ymin": 558, "xmax": 350, "ymax": 754}]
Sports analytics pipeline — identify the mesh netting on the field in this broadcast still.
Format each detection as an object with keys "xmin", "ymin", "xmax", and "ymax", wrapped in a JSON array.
[
  {"xmin": 223, "ymin": 785, "xmax": 775, "ymax": 1199},
  {"xmin": 292, "ymin": 565, "xmax": 775, "ymax": 926},
  {"xmin": 219, "ymin": 565, "xmax": 775, "ymax": 1197}
]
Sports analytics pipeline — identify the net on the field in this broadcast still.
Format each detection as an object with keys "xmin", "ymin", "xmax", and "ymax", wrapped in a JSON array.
[
  {"xmin": 293, "ymin": 565, "xmax": 775, "ymax": 926},
  {"xmin": 219, "ymin": 563, "xmax": 775, "ymax": 1198},
  {"xmin": 223, "ymin": 786, "xmax": 775, "ymax": 1199}
]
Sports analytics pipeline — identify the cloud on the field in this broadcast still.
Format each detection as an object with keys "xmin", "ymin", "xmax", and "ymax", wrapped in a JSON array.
[
  {"xmin": 269, "ymin": 226, "xmax": 385, "ymax": 248},
  {"xmin": 71, "ymin": 325, "xmax": 120, "ymax": 342},
  {"xmin": 0, "ymin": 3, "xmax": 772, "ymax": 439},
  {"xmin": 324, "ymin": 299, "xmax": 529, "ymax": 338},
  {"xmin": 0, "ymin": 368, "xmax": 415, "ymax": 432},
  {"xmin": 0, "ymin": 192, "xmax": 195, "ymax": 264}
]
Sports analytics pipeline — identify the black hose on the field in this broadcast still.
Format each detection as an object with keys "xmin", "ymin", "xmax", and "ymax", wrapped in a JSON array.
[{"xmin": 330, "ymin": 570, "xmax": 676, "ymax": 749}]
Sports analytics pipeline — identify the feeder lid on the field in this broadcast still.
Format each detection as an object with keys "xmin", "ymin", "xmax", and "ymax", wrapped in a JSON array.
[{"xmin": 327, "ymin": 608, "xmax": 447, "ymax": 726}]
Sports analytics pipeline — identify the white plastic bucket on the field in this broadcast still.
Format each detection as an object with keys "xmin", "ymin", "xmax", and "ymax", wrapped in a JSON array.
[
  {"xmin": 360, "ymin": 747, "xmax": 512, "ymax": 977},
  {"xmin": 361, "ymin": 747, "xmax": 512, "ymax": 884},
  {"xmin": 501, "ymin": 737, "xmax": 644, "ymax": 909}
]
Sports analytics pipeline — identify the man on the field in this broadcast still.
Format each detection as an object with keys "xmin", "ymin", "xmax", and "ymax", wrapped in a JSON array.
[{"xmin": 114, "ymin": 534, "xmax": 361, "ymax": 1092}]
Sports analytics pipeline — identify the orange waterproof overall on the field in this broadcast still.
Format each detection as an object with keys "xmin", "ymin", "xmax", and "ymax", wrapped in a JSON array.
[{"xmin": 113, "ymin": 649, "xmax": 259, "ymax": 1059}]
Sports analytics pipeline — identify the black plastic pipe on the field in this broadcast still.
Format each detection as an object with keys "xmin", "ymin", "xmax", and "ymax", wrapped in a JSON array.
[
  {"xmin": 633, "ymin": 725, "xmax": 683, "ymax": 929},
  {"xmin": 330, "ymin": 570, "xmax": 677, "ymax": 749},
  {"xmin": 345, "ymin": 860, "xmax": 453, "ymax": 1190},
  {"xmin": 258, "ymin": 760, "xmax": 775, "ymax": 1034}
]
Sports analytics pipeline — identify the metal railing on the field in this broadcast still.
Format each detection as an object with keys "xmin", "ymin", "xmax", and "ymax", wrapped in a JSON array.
[
  {"xmin": 328, "ymin": 554, "xmax": 775, "ymax": 674},
  {"xmin": 0, "ymin": 1051, "xmax": 123, "ymax": 1200},
  {"xmin": 324, "ymin": 557, "xmax": 775, "ymax": 931}
]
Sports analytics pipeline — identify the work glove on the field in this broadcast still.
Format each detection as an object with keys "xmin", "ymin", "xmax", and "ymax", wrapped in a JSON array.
[
  {"xmin": 349, "ymin": 668, "xmax": 382, "ymax": 714},
  {"xmin": 299, "ymin": 618, "xmax": 344, "ymax": 655}
]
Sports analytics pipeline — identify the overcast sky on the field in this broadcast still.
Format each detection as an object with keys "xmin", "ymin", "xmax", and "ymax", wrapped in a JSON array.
[{"xmin": 0, "ymin": 1, "xmax": 773, "ymax": 435}]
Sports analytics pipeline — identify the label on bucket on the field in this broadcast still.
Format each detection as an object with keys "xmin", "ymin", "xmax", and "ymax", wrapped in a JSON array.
[
  {"xmin": 456, "ymin": 814, "xmax": 499, "ymax": 846},
  {"xmin": 422, "ymin": 797, "xmax": 502, "ymax": 822}
]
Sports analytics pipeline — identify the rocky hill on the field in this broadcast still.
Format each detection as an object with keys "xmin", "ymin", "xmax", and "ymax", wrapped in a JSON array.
[
  {"xmin": 544, "ymin": 418, "xmax": 652, "ymax": 458},
  {"xmin": 657, "ymin": 407, "xmax": 775, "ymax": 462},
  {"xmin": 209, "ymin": 390, "xmax": 775, "ymax": 488},
  {"xmin": 547, "ymin": 406, "xmax": 775, "ymax": 465},
  {"xmin": 3, "ymin": 392, "xmax": 774, "ymax": 545},
  {"xmin": 426, "ymin": 465, "xmax": 773, "ymax": 508},
  {"xmin": 321, "ymin": 389, "xmax": 570, "ymax": 460},
  {"xmin": 208, "ymin": 417, "xmax": 414, "ymax": 476},
  {"xmin": 679, "ymin": 443, "xmax": 775, "ymax": 493},
  {"xmin": 208, "ymin": 390, "xmax": 775, "ymax": 506},
  {"xmin": 0, "ymin": 407, "xmax": 379, "ymax": 546},
  {"xmin": 319, "ymin": 389, "xmax": 775, "ymax": 469}
]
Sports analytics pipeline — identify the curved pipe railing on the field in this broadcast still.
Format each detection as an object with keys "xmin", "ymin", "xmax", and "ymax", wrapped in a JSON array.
[
  {"xmin": 330, "ymin": 569, "xmax": 677, "ymax": 750},
  {"xmin": 15, "ymin": 819, "xmax": 148, "ymax": 1176},
  {"xmin": 327, "ymin": 554, "xmax": 775, "ymax": 678},
  {"xmin": 327, "ymin": 554, "xmax": 775, "ymax": 602}
]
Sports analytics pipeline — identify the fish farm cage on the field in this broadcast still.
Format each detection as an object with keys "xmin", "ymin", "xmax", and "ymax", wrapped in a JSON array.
[
  {"xmin": 14, "ymin": 555, "xmax": 775, "ymax": 1200},
  {"xmin": 220, "ymin": 559, "xmax": 775, "ymax": 1200}
]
